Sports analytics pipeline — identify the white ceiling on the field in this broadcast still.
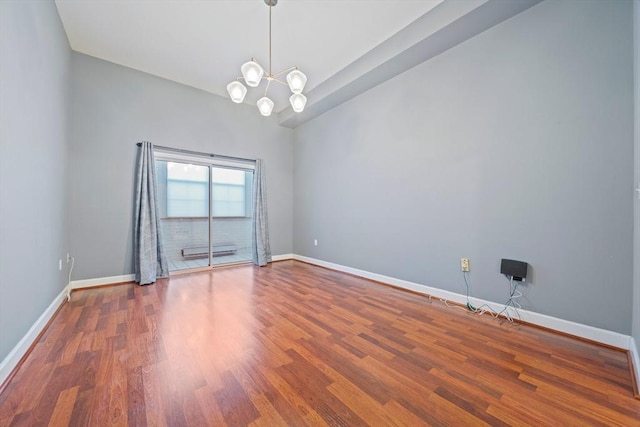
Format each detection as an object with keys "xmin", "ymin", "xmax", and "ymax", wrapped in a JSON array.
[{"xmin": 55, "ymin": 0, "xmax": 443, "ymax": 113}]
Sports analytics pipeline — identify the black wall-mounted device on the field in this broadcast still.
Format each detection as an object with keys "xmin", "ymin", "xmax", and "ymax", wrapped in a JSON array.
[{"xmin": 500, "ymin": 259, "xmax": 528, "ymax": 281}]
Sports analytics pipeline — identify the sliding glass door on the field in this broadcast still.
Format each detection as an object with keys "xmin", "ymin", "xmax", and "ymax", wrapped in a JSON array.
[
  {"xmin": 210, "ymin": 167, "xmax": 253, "ymax": 266},
  {"xmin": 155, "ymin": 155, "xmax": 254, "ymax": 272}
]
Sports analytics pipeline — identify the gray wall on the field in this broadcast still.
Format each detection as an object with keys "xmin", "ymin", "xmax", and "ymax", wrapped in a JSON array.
[
  {"xmin": 293, "ymin": 0, "xmax": 634, "ymax": 334},
  {"xmin": 633, "ymin": 0, "xmax": 640, "ymax": 360},
  {"xmin": 69, "ymin": 53, "xmax": 294, "ymax": 280},
  {"xmin": 0, "ymin": 1, "xmax": 71, "ymax": 361}
]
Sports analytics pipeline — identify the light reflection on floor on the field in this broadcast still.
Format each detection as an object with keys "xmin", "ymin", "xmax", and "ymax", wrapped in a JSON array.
[{"xmin": 158, "ymin": 265, "xmax": 258, "ymax": 377}]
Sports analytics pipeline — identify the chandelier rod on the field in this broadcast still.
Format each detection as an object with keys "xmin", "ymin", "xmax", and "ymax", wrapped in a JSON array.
[
  {"xmin": 268, "ymin": 4, "xmax": 272, "ymax": 76},
  {"xmin": 264, "ymin": 78, "xmax": 271, "ymax": 96}
]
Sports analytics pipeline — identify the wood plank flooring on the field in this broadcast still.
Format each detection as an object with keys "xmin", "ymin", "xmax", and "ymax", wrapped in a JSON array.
[{"xmin": 1, "ymin": 260, "xmax": 638, "ymax": 426}]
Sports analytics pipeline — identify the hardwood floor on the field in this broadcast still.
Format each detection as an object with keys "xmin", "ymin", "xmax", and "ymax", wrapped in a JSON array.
[{"xmin": 1, "ymin": 260, "xmax": 638, "ymax": 426}]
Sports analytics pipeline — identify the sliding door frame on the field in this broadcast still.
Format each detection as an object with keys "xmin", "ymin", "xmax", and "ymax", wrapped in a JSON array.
[{"xmin": 155, "ymin": 149, "xmax": 255, "ymax": 273}]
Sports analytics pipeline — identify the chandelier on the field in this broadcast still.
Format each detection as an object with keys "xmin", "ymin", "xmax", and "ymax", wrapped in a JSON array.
[{"xmin": 226, "ymin": 0, "xmax": 308, "ymax": 117}]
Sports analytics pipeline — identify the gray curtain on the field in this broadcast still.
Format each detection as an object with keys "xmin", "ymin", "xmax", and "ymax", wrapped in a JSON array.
[
  {"xmin": 134, "ymin": 141, "xmax": 169, "ymax": 284},
  {"xmin": 252, "ymin": 159, "xmax": 272, "ymax": 266}
]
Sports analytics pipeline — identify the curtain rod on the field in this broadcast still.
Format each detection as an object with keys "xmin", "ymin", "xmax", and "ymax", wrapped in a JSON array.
[{"xmin": 136, "ymin": 142, "xmax": 256, "ymax": 164}]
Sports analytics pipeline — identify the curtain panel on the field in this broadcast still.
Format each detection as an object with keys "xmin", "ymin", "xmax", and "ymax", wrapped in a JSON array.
[
  {"xmin": 252, "ymin": 159, "xmax": 272, "ymax": 266},
  {"xmin": 134, "ymin": 141, "xmax": 169, "ymax": 284}
]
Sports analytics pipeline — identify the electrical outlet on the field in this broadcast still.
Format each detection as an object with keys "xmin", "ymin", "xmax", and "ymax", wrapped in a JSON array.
[
  {"xmin": 460, "ymin": 258, "xmax": 470, "ymax": 272},
  {"xmin": 314, "ymin": 239, "xmax": 318, "ymax": 246},
  {"xmin": 66, "ymin": 253, "xmax": 71, "ymax": 263},
  {"xmin": 58, "ymin": 259, "xmax": 62, "ymax": 271}
]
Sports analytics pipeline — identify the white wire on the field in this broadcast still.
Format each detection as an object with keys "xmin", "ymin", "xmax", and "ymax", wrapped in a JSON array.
[
  {"xmin": 66, "ymin": 256, "xmax": 75, "ymax": 302},
  {"xmin": 442, "ymin": 298, "xmax": 469, "ymax": 312},
  {"xmin": 437, "ymin": 273, "xmax": 524, "ymax": 326},
  {"xmin": 473, "ymin": 304, "xmax": 500, "ymax": 318},
  {"xmin": 499, "ymin": 276, "xmax": 523, "ymax": 322},
  {"xmin": 463, "ymin": 271, "xmax": 473, "ymax": 308},
  {"xmin": 463, "ymin": 271, "xmax": 500, "ymax": 318}
]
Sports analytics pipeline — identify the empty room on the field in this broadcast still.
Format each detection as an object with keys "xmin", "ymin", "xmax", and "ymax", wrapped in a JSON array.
[{"xmin": 1, "ymin": 0, "xmax": 639, "ymax": 425}]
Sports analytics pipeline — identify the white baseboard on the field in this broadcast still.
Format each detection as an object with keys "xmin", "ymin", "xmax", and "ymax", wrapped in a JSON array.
[
  {"xmin": 293, "ymin": 255, "xmax": 632, "ymax": 350},
  {"xmin": 272, "ymin": 254, "xmax": 294, "ymax": 262},
  {"xmin": 71, "ymin": 274, "xmax": 135, "ymax": 289},
  {"xmin": 630, "ymin": 337, "xmax": 640, "ymax": 395},
  {"xmin": 0, "ymin": 287, "xmax": 67, "ymax": 386}
]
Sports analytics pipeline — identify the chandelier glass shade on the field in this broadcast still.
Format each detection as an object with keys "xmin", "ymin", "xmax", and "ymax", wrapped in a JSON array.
[
  {"xmin": 289, "ymin": 93, "xmax": 307, "ymax": 113},
  {"xmin": 257, "ymin": 96, "xmax": 275, "ymax": 116},
  {"xmin": 241, "ymin": 61, "xmax": 264, "ymax": 87},
  {"xmin": 226, "ymin": 0, "xmax": 308, "ymax": 116},
  {"xmin": 286, "ymin": 70, "xmax": 307, "ymax": 94},
  {"xmin": 226, "ymin": 81, "xmax": 247, "ymax": 103}
]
